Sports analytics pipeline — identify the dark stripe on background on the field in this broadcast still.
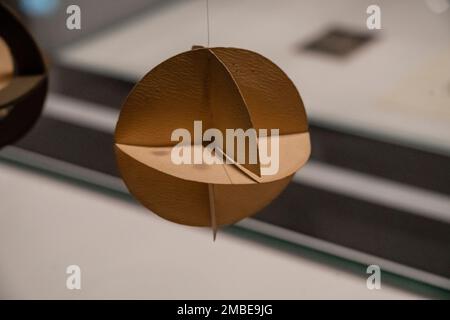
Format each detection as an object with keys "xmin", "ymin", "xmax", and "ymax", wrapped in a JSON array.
[
  {"xmin": 49, "ymin": 65, "xmax": 450, "ymax": 195},
  {"xmin": 16, "ymin": 116, "xmax": 119, "ymax": 176},
  {"xmin": 255, "ymin": 183, "xmax": 450, "ymax": 278},
  {"xmin": 12, "ymin": 115, "xmax": 450, "ymax": 279},
  {"xmin": 309, "ymin": 126, "xmax": 450, "ymax": 195}
]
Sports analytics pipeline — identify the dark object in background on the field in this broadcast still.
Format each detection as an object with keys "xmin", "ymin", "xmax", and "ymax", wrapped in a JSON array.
[
  {"xmin": 0, "ymin": 3, "xmax": 48, "ymax": 147},
  {"xmin": 302, "ymin": 27, "xmax": 374, "ymax": 57}
]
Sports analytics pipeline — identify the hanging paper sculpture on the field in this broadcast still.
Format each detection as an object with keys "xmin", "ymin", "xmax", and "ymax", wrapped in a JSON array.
[
  {"xmin": 0, "ymin": 3, "xmax": 48, "ymax": 148},
  {"xmin": 115, "ymin": 46, "xmax": 310, "ymax": 238}
]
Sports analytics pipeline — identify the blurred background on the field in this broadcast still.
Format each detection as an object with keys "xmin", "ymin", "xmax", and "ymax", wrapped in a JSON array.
[{"xmin": 0, "ymin": 0, "xmax": 449, "ymax": 299}]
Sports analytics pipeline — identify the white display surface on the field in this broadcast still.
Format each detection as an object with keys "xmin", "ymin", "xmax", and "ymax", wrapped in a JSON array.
[
  {"xmin": 0, "ymin": 162, "xmax": 421, "ymax": 299},
  {"xmin": 60, "ymin": 0, "xmax": 450, "ymax": 155}
]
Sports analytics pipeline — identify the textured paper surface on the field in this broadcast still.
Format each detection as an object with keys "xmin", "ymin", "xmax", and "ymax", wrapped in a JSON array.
[{"xmin": 115, "ymin": 47, "xmax": 310, "ymax": 231}]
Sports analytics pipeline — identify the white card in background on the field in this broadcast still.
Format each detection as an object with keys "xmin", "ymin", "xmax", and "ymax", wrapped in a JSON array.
[{"xmin": 383, "ymin": 47, "xmax": 450, "ymax": 120}]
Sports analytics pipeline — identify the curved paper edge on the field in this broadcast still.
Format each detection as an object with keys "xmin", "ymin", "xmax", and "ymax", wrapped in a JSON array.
[
  {"xmin": 213, "ymin": 175, "xmax": 293, "ymax": 226},
  {"xmin": 115, "ymin": 49, "xmax": 213, "ymax": 147},
  {"xmin": 115, "ymin": 143, "xmax": 255, "ymax": 185},
  {"xmin": 115, "ymin": 48, "xmax": 261, "ymax": 178},
  {"xmin": 115, "ymin": 131, "xmax": 309, "ymax": 185},
  {"xmin": 115, "ymin": 47, "xmax": 310, "ymax": 180},
  {"xmin": 115, "ymin": 145, "xmax": 294, "ymax": 227},
  {"xmin": 256, "ymin": 131, "xmax": 311, "ymax": 183},
  {"xmin": 0, "ymin": 75, "xmax": 46, "ymax": 108},
  {"xmin": 207, "ymin": 48, "xmax": 261, "ymax": 177},
  {"xmin": 0, "ymin": 77, "xmax": 48, "ymax": 147},
  {"xmin": 0, "ymin": 4, "xmax": 48, "ymax": 147},
  {"xmin": 115, "ymin": 145, "xmax": 212, "ymax": 226},
  {"xmin": 211, "ymin": 47, "xmax": 309, "ymax": 134}
]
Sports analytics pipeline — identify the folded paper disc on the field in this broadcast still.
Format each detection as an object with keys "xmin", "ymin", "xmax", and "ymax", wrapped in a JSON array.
[{"xmin": 115, "ymin": 47, "xmax": 311, "ymax": 235}]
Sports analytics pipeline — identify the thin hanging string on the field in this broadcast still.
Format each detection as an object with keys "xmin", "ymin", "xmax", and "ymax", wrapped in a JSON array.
[{"xmin": 206, "ymin": 0, "xmax": 210, "ymax": 47}]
